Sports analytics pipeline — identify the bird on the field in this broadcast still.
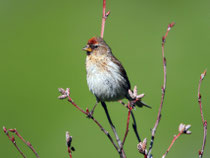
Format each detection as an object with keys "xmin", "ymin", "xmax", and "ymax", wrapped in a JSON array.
[{"xmin": 82, "ymin": 36, "xmax": 150, "ymax": 116}]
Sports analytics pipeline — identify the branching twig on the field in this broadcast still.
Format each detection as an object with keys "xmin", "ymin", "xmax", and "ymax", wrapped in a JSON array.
[
  {"xmin": 162, "ymin": 123, "xmax": 191, "ymax": 158},
  {"xmin": 119, "ymin": 86, "xmax": 145, "ymax": 144},
  {"xmin": 147, "ymin": 22, "xmax": 175, "ymax": 158},
  {"xmin": 120, "ymin": 103, "xmax": 132, "ymax": 152},
  {"xmin": 119, "ymin": 100, "xmax": 141, "ymax": 143},
  {"xmin": 59, "ymin": 86, "xmax": 145, "ymax": 158},
  {"xmin": 197, "ymin": 70, "xmax": 207, "ymax": 158},
  {"xmin": 58, "ymin": 88, "xmax": 119, "ymax": 153},
  {"xmin": 118, "ymin": 86, "xmax": 145, "ymax": 155},
  {"xmin": 100, "ymin": 0, "xmax": 110, "ymax": 38},
  {"xmin": 3, "ymin": 126, "xmax": 26, "ymax": 158},
  {"xmin": 3, "ymin": 126, "xmax": 39, "ymax": 158}
]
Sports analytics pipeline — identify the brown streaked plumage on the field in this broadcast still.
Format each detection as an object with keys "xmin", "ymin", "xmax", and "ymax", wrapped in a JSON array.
[{"xmin": 83, "ymin": 36, "xmax": 150, "ymax": 108}]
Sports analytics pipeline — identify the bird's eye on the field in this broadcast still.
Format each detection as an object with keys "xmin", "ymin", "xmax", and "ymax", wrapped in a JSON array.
[{"xmin": 93, "ymin": 45, "xmax": 99, "ymax": 49}]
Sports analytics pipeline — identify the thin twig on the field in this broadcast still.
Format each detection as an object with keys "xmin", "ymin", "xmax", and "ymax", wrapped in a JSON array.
[
  {"xmin": 11, "ymin": 129, "xmax": 39, "ymax": 157},
  {"xmin": 118, "ymin": 101, "xmax": 141, "ymax": 142},
  {"xmin": 118, "ymin": 87, "xmax": 145, "ymax": 157},
  {"xmin": 67, "ymin": 147, "xmax": 72, "ymax": 158},
  {"xmin": 147, "ymin": 22, "xmax": 175, "ymax": 158},
  {"xmin": 3, "ymin": 126, "xmax": 40, "ymax": 158},
  {"xmin": 197, "ymin": 70, "xmax": 207, "ymax": 158},
  {"xmin": 3, "ymin": 126, "xmax": 26, "ymax": 158},
  {"xmin": 118, "ymin": 86, "xmax": 145, "ymax": 144},
  {"xmin": 120, "ymin": 103, "xmax": 132, "ymax": 152},
  {"xmin": 162, "ymin": 123, "xmax": 191, "ymax": 158},
  {"xmin": 66, "ymin": 131, "xmax": 73, "ymax": 158},
  {"xmin": 58, "ymin": 88, "xmax": 119, "ymax": 153},
  {"xmin": 162, "ymin": 132, "xmax": 182, "ymax": 158},
  {"xmin": 100, "ymin": 0, "xmax": 110, "ymax": 38},
  {"xmin": 122, "ymin": 103, "xmax": 142, "ymax": 142},
  {"xmin": 93, "ymin": 116, "xmax": 119, "ymax": 151},
  {"xmin": 4, "ymin": 127, "xmax": 39, "ymax": 158}
]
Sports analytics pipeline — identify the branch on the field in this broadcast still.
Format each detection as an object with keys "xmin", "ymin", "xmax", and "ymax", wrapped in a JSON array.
[
  {"xmin": 162, "ymin": 123, "xmax": 191, "ymax": 158},
  {"xmin": 120, "ymin": 103, "xmax": 132, "ymax": 152},
  {"xmin": 58, "ymin": 88, "xmax": 119, "ymax": 153},
  {"xmin": 147, "ymin": 22, "xmax": 175, "ymax": 158},
  {"xmin": 66, "ymin": 131, "xmax": 75, "ymax": 158},
  {"xmin": 3, "ymin": 126, "xmax": 39, "ymax": 158},
  {"xmin": 3, "ymin": 127, "xmax": 26, "ymax": 158},
  {"xmin": 119, "ymin": 101, "xmax": 141, "ymax": 143},
  {"xmin": 119, "ymin": 86, "xmax": 145, "ymax": 144},
  {"xmin": 100, "ymin": 0, "xmax": 110, "ymax": 38},
  {"xmin": 197, "ymin": 70, "xmax": 207, "ymax": 158},
  {"xmin": 119, "ymin": 86, "xmax": 145, "ymax": 156},
  {"xmin": 100, "ymin": 101, "xmax": 126, "ymax": 158}
]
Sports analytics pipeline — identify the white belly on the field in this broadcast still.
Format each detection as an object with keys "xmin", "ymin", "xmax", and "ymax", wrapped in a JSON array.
[{"xmin": 86, "ymin": 59, "xmax": 128, "ymax": 102}]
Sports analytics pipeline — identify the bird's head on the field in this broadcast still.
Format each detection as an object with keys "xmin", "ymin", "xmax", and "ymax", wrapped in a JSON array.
[{"xmin": 83, "ymin": 37, "xmax": 110, "ymax": 56}]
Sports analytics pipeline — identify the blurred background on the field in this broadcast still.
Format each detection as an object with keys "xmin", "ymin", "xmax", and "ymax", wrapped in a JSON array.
[{"xmin": 0, "ymin": 0, "xmax": 209, "ymax": 157}]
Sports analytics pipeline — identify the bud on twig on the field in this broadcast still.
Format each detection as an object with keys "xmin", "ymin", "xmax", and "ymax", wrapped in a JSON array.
[
  {"xmin": 137, "ymin": 138, "xmax": 147, "ymax": 154},
  {"xmin": 58, "ymin": 88, "xmax": 71, "ymax": 99},
  {"xmin": 66, "ymin": 131, "xmax": 72, "ymax": 147},
  {"xmin": 200, "ymin": 69, "xmax": 207, "ymax": 80},
  {"xmin": 128, "ymin": 86, "xmax": 145, "ymax": 100},
  {"xmin": 3, "ymin": 126, "xmax": 7, "ymax": 134},
  {"xmin": 179, "ymin": 123, "xmax": 192, "ymax": 134},
  {"xmin": 58, "ymin": 88, "xmax": 65, "ymax": 94}
]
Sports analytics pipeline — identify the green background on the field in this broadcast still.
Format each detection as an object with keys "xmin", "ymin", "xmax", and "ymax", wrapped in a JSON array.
[{"xmin": 0, "ymin": 0, "xmax": 209, "ymax": 157}]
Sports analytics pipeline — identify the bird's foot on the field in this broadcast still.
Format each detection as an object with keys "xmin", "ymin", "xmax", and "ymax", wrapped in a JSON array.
[
  {"xmin": 87, "ymin": 110, "xmax": 94, "ymax": 119},
  {"xmin": 87, "ymin": 102, "xmax": 98, "ymax": 119},
  {"xmin": 130, "ymin": 100, "xmax": 137, "ymax": 108}
]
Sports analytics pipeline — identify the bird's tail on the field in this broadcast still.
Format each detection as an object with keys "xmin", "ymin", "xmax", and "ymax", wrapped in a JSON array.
[
  {"xmin": 126, "ymin": 94, "xmax": 151, "ymax": 108},
  {"xmin": 135, "ymin": 100, "xmax": 151, "ymax": 108}
]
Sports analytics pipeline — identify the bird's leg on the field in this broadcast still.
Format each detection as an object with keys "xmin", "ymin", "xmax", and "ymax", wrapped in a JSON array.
[
  {"xmin": 87, "ymin": 101, "xmax": 99, "ymax": 118},
  {"xmin": 101, "ymin": 102, "xmax": 122, "ymax": 148}
]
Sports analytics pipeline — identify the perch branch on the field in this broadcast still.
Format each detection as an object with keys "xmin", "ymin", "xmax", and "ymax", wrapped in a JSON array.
[
  {"xmin": 100, "ymin": 0, "xmax": 110, "ymax": 38},
  {"xmin": 147, "ymin": 22, "xmax": 175, "ymax": 158},
  {"xmin": 119, "ymin": 86, "xmax": 145, "ymax": 144},
  {"xmin": 118, "ymin": 86, "xmax": 145, "ymax": 154},
  {"xmin": 58, "ymin": 88, "xmax": 119, "ymax": 153},
  {"xmin": 197, "ymin": 70, "xmax": 207, "ymax": 158},
  {"xmin": 119, "ymin": 100, "xmax": 141, "ymax": 143}
]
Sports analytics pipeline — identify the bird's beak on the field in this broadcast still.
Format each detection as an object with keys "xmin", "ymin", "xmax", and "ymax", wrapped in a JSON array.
[{"xmin": 82, "ymin": 45, "xmax": 92, "ymax": 52}]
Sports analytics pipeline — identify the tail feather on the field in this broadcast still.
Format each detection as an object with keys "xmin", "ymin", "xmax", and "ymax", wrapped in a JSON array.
[
  {"xmin": 126, "ymin": 94, "xmax": 151, "ymax": 108},
  {"xmin": 135, "ymin": 100, "xmax": 151, "ymax": 109}
]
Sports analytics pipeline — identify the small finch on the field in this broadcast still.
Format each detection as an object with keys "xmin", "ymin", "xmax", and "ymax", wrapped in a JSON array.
[{"xmin": 83, "ymin": 37, "xmax": 150, "ymax": 115}]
